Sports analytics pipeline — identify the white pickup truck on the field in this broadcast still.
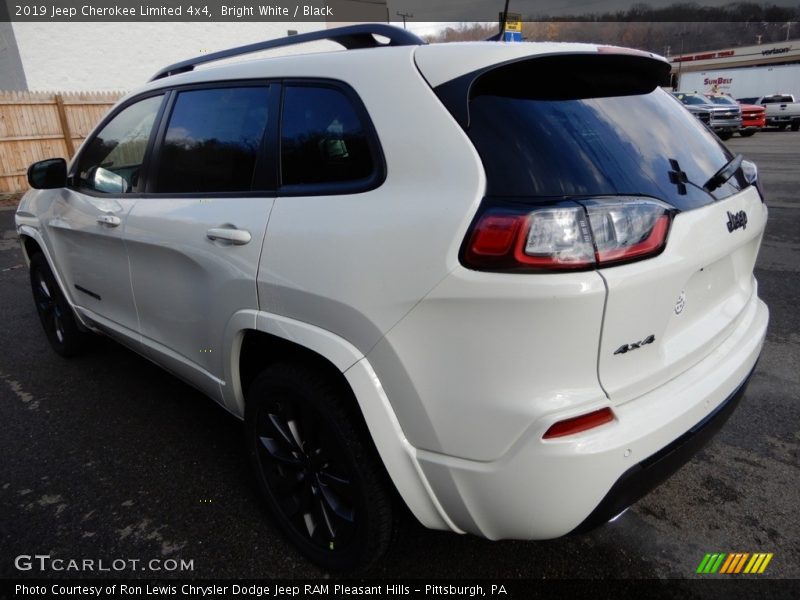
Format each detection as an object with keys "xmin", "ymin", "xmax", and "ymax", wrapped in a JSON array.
[{"xmin": 739, "ymin": 94, "xmax": 800, "ymax": 131}]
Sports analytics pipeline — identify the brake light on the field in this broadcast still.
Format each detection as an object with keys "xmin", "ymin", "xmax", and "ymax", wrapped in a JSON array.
[
  {"xmin": 543, "ymin": 407, "xmax": 615, "ymax": 439},
  {"xmin": 462, "ymin": 198, "xmax": 672, "ymax": 272},
  {"xmin": 468, "ymin": 214, "xmax": 524, "ymax": 256}
]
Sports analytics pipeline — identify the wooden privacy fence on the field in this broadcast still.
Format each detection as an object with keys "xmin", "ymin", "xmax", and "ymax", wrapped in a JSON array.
[{"xmin": 0, "ymin": 91, "xmax": 125, "ymax": 193}]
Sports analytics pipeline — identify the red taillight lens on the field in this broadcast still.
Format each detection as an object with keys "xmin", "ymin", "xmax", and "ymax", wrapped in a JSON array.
[
  {"xmin": 543, "ymin": 407, "xmax": 615, "ymax": 439},
  {"xmin": 462, "ymin": 198, "xmax": 672, "ymax": 272},
  {"xmin": 467, "ymin": 214, "xmax": 524, "ymax": 257}
]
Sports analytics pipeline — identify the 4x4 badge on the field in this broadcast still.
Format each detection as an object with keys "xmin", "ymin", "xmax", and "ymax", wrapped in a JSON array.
[
  {"xmin": 726, "ymin": 210, "xmax": 747, "ymax": 232},
  {"xmin": 614, "ymin": 335, "xmax": 656, "ymax": 355},
  {"xmin": 675, "ymin": 291, "xmax": 687, "ymax": 315}
]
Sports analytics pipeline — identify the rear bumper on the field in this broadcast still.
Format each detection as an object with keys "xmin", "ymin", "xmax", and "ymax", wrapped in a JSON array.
[
  {"xmin": 412, "ymin": 291, "xmax": 767, "ymax": 540},
  {"xmin": 570, "ymin": 362, "xmax": 754, "ymax": 534},
  {"xmin": 767, "ymin": 115, "xmax": 800, "ymax": 124}
]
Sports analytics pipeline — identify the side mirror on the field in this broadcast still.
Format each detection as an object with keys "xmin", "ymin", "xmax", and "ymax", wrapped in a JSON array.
[
  {"xmin": 27, "ymin": 158, "xmax": 67, "ymax": 189},
  {"xmin": 89, "ymin": 166, "xmax": 128, "ymax": 194}
]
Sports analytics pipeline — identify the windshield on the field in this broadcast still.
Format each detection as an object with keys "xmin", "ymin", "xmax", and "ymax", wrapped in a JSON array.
[
  {"xmin": 706, "ymin": 96, "xmax": 737, "ymax": 105},
  {"xmin": 468, "ymin": 87, "xmax": 745, "ymax": 210},
  {"xmin": 674, "ymin": 93, "xmax": 708, "ymax": 106}
]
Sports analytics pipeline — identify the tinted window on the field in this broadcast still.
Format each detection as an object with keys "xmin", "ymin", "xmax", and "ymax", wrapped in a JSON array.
[
  {"xmin": 155, "ymin": 87, "xmax": 270, "ymax": 194},
  {"xmin": 707, "ymin": 96, "xmax": 737, "ymax": 106},
  {"xmin": 762, "ymin": 95, "xmax": 793, "ymax": 104},
  {"xmin": 468, "ymin": 87, "xmax": 743, "ymax": 208},
  {"xmin": 76, "ymin": 95, "xmax": 162, "ymax": 193},
  {"xmin": 674, "ymin": 93, "xmax": 708, "ymax": 105},
  {"xmin": 281, "ymin": 86, "xmax": 375, "ymax": 188}
]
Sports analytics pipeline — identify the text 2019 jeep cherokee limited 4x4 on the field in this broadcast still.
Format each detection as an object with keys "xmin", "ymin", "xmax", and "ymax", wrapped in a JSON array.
[{"xmin": 16, "ymin": 25, "xmax": 768, "ymax": 571}]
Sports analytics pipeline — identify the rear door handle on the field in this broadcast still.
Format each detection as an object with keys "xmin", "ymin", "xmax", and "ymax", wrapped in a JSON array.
[
  {"xmin": 97, "ymin": 214, "xmax": 121, "ymax": 227},
  {"xmin": 206, "ymin": 227, "xmax": 251, "ymax": 245}
]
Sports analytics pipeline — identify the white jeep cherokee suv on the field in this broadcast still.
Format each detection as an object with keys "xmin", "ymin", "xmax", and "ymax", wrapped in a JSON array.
[{"xmin": 16, "ymin": 25, "xmax": 768, "ymax": 571}]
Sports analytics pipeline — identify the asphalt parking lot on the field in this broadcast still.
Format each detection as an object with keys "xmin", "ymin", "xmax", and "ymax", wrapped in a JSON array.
[{"xmin": 0, "ymin": 131, "xmax": 798, "ymax": 583}]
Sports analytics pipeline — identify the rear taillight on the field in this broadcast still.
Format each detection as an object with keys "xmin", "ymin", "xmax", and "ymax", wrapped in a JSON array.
[
  {"xmin": 463, "ymin": 198, "xmax": 673, "ymax": 272},
  {"xmin": 543, "ymin": 407, "xmax": 615, "ymax": 439}
]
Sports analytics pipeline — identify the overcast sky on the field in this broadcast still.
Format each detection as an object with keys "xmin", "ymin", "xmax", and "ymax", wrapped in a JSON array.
[{"xmin": 386, "ymin": 0, "xmax": 797, "ymax": 21}]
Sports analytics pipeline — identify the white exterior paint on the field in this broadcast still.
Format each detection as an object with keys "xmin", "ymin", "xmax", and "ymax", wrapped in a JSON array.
[{"xmin": 16, "ymin": 37, "xmax": 770, "ymax": 545}]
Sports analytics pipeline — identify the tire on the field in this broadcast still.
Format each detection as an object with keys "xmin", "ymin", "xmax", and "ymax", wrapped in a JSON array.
[
  {"xmin": 718, "ymin": 131, "xmax": 733, "ymax": 140},
  {"xmin": 739, "ymin": 130, "xmax": 756, "ymax": 137},
  {"xmin": 791, "ymin": 121, "xmax": 800, "ymax": 132},
  {"xmin": 29, "ymin": 253, "xmax": 89, "ymax": 357},
  {"xmin": 245, "ymin": 362, "xmax": 395, "ymax": 572}
]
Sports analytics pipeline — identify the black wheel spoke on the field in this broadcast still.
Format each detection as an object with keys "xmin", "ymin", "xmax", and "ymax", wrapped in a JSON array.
[
  {"xmin": 251, "ymin": 377, "xmax": 364, "ymax": 555},
  {"xmin": 34, "ymin": 276, "xmax": 54, "ymax": 314},
  {"xmin": 316, "ymin": 496, "xmax": 336, "ymax": 539},
  {"xmin": 319, "ymin": 478, "xmax": 355, "ymax": 523},
  {"xmin": 299, "ymin": 484, "xmax": 318, "ymax": 537},
  {"xmin": 318, "ymin": 470, "xmax": 350, "ymax": 487},
  {"xmin": 268, "ymin": 413, "xmax": 301, "ymax": 451},
  {"xmin": 303, "ymin": 511, "xmax": 318, "ymax": 538},
  {"xmin": 259, "ymin": 436, "xmax": 302, "ymax": 467}
]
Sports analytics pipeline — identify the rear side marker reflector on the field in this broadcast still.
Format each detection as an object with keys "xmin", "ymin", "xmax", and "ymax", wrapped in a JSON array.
[{"xmin": 543, "ymin": 407, "xmax": 615, "ymax": 439}]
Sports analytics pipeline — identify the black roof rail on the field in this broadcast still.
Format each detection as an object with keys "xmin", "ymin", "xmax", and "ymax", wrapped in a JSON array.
[{"xmin": 149, "ymin": 24, "xmax": 425, "ymax": 81}]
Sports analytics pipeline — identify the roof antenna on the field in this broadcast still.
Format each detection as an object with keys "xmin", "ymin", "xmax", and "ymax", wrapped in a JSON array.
[{"xmin": 488, "ymin": 0, "xmax": 511, "ymax": 42}]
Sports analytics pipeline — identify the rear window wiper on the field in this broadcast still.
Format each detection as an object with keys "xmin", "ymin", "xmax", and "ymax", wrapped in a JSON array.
[{"xmin": 704, "ymin": 154, "xmax": 743, "ymax": 193}]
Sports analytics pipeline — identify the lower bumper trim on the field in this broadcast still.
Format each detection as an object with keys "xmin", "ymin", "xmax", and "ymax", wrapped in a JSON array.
[{"xmin": 570, "ymin": 365, "xmax": 755, "ymax": 535}]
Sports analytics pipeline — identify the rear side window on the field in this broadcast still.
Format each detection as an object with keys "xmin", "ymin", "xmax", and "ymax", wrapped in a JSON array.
[
  {"xmin": 155, "ymin": 86, "xmax": 270, "ymax": 194},
  {"xmin": 280, "ymin": 85, "xmax": 378, "ymax": 191}
]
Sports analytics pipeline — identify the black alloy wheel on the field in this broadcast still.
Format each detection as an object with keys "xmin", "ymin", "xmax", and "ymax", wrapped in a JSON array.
[
  {"xmin": 246, "ymin": 363, "xmax": 394, "ymax": 571},
  {"xmin": 29, "ymin": 253, "xmax": 88, "ymax": 357}
]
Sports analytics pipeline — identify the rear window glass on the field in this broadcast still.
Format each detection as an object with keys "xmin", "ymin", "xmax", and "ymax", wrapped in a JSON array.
[
  {"xmin": 468, "ymin": 86, "xmax": 741, "ymax": 205},
  {"xmin": 761, "ymin": 95, "xmax": 793, "ymax": 103}
]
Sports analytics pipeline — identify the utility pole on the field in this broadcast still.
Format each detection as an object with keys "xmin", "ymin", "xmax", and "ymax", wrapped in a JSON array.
[
  {"xmin": 500, "ymin": 0, "xmax": 510, "ymax": 35},
  {"xmin": 676, "ymin": 30, "xmax": 687, "ymax": 91},
  {"xmin": 396, "ymin": 11, "xmax": 413, "ymax": 29},
  {"xmin": 783, "ymin": 21, "xmax": 795, "ymax": 41}
]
